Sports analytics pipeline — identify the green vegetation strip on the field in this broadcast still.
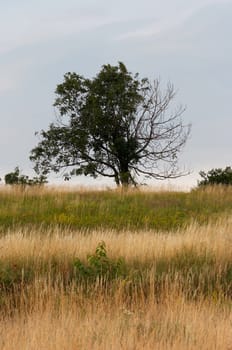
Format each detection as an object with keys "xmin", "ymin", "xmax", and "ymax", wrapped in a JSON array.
[{"xmin": 0, "ymin": 187, "xmax": 232, "ymax": 231}]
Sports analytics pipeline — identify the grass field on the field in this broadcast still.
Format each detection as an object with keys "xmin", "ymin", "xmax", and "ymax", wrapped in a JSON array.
[{"xmin": 0, "ymin": 186, "xmax": 232, "ymax": 349}]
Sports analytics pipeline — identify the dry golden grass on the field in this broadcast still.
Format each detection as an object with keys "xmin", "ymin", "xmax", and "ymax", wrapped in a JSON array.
[
  {"xmin": 0, "ymin": 279, "xmax": 232, "ymax": 350},
  {"xmin": 1, "ymin": 216, "xmax": 232, "ymax": 264},
  {"xmin": 0, "ymin": 216, "xmax": 232, "ymax": 349}
]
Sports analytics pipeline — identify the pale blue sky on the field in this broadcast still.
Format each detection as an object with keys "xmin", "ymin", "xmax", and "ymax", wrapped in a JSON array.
[{"xmin": 0, "ymin": 0, "xmax": 231, "ymax": 188}]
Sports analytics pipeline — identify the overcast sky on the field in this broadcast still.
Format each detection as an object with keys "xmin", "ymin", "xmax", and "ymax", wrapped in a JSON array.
[{"xmin": 0, "ymin": 0, "xmax": 231, "ymax": 188}]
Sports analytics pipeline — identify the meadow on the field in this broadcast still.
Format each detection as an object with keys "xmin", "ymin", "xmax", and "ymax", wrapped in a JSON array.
[{"xmin": 0, "ymin": 185, "xmax": 232, "ymax": 349}]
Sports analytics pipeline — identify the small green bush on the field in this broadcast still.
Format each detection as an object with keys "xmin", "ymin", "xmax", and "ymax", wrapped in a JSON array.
[
  {"xmin": 73, "ymin": 241, "xmax": 127, "ymax": 282},
  {"xmin": 198, "ymin": 166, "xmax": 232, "ymax": 186}
]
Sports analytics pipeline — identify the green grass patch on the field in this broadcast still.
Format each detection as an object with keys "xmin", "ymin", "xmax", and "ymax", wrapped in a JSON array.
[{"xmin": 1, "ymin": 186, "xmax": 232, "ymax": 232}]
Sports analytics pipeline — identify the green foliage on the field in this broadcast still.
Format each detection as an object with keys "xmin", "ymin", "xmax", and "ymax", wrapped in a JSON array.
[
  {"xmin": 4, "ymin": 167, "xmax": 47, "ymax": 186},
  {"xmin": 30, "ymin": 62, "xmax": 190, "ymax": 187},
  {"xmin": 73, "ymin": 241, "xmax": 127, "ymax": 281},
  {"xmin": 198, "ymin": 167, "xmax": 232, "ymax": 186}
]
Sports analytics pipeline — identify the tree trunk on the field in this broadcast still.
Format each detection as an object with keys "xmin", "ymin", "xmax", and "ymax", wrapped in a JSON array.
[
  {"xmin": 119, "ymin": 166, "xmax": 130, "ymax": 187},
  {"xmin": 114, "ymin": 172, "xmax": 120, "ymax": 187}
]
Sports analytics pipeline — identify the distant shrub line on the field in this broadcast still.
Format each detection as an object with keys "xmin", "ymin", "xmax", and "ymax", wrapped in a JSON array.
[
  {"xmin": 198, "ymin": 166, "xmax": 232, "ymax": 186},
  {"xmin": 4, "ymin": 166, "xmax": 47, "ymax": 186}
]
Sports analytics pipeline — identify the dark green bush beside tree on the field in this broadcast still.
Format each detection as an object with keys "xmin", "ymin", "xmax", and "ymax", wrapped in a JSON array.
[
  {"xmin": 4, "ymin": 167, "xmax": 47, "ymax": 186},
  {"xmin": 198, "ymin": 166, "xmax": 232, "ymax": 186},
  {"xmin": 30, "ymin": 62, "xmax": 190, "ymax": 187}
]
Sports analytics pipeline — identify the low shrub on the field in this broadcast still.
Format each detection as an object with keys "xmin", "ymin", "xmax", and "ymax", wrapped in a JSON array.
[{"xmin": 73, "ymin": 241, "xmax": 127, "ymax": 282}]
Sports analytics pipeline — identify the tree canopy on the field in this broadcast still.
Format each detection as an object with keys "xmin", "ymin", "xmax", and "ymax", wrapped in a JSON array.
[{"xmin": 30, "ymin": 62, "xmax": 190, "ymax": 186}]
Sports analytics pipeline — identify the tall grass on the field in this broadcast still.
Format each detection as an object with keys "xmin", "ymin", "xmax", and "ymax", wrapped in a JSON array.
[
  {"xmin": 1, "ymin": 279, "xmax": 232, "ymax": 349},
  {"xmin": 1, "ymin": 186, "xmax": 232, "ymax": 348}
]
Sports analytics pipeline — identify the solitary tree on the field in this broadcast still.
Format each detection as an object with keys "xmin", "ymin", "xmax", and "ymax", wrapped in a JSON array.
[{"xmin": 30, "ymin": 62, "xmax": 190, "ymax": 187}]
